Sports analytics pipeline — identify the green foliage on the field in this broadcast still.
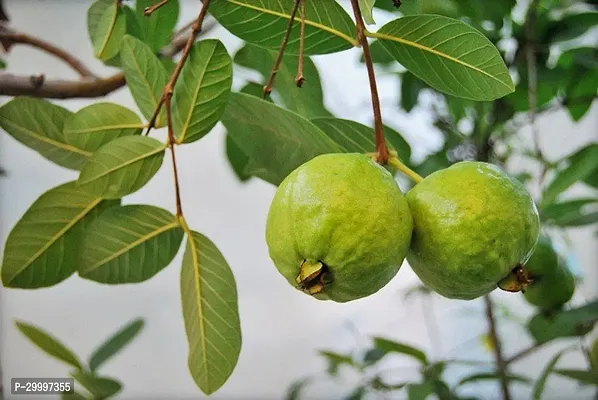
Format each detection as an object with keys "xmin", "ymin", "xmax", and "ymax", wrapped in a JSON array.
[
  {"xmin": 89, "ymin": 319, "xmax": 144, "ymax": 372},
  {"xmin": 16, "ymin": 322, "xmax": 83, "ymax": 370},
  {"xmin": 92, "ymin": 3, "xmax": 126, "ymax": 61},
  {"xmin": 180, "ymin": 230, "xmax": 242, "ymax": 395},
  {"xmin": 135, "ymin": 0, "xmax": 180, "ymax": 52},
  {"xmin": 527, "ymin": 300, "xmax": 598, "ymax": 344}
]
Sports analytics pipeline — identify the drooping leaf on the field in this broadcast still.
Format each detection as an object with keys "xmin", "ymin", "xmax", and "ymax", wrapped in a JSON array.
[
  {"xmin": 400, "ymin": 71, "xmax": 425, "ymax": 112},
  {"xmin": 205, "ymin": 0, "xmax": 358, "ymax": 55},
  {"xmin": 542, "ymin": 198, "xmax": 598, "ymax": 227},
  {"xmin": 64, "ymin": 102, "xmax": 144, "ymax": 152},
  {"xmin": 181, "ymin": 230, "xmax": 242, "ymax": 395},
  {"xmin": 0, "ymin": 97, "xmax": 90, "ymax": 170},
  {"xmin": 70, "ymin": 371, "xmax": 122, "ymax": 398},
  {"xmin": 92, "ymin": 3, "xmax": 126, "ymax": 61},
  {"xmin": 384, "ymin": 124, "xmax": 412, "ymax": 163},
  {"xmin": 566, "ymin": 70, "xmax": 598, "ymax": 121},
  {"xmin": 553, "ymin": 369, "xmax": 598, "ymax": 385},
  {"xmin": 226, "ymin": 134, "xmax": 251, "ymax": 183},
  {"xmin": 375, "ymin": 15, "xmax": 514, "ymax": 100},
  {"xmin": 122, "ymin": 5, "xmax": 145, "ymax": 42},
  {"xmin": 371, "ymin": 337, "xmax": 428, "ymax": 365},
  {"xmin": 359, "ymin": 0, "xmax": 376, "ymax": 24},
  {"xmin": 545, "ymin": 12, "xmax": 598, "ymax": 43},
  {"xmin": 120, "ymin": 35, "xmax": 168, "ymax": 127},
  {"xmin": 318, "ymin": 351, "xmax": 355, "ymax": 376},
  {"xmin": 234, "ymin": 44, "xmax": 332, "ymax": 118},
  {"xmin": 1, "ymin": 182, "xmax": 117, "ymax": 288},
  {"xmin": 77, "ymin": 136, "xmax": 166, "ymax": 199},
  {"xmin": 79, "ymin": 205, "xmax": 183, "ymax": 283},
  {"xmin": 221, "ymin": 92, "xmax": 341, "ymax": 185},
  {"xmin": 136, "ymin": 0, "xmax": 179, "ymax": 52},
  {"xmin": 532, "ymin": 347, "xmax": 573, "ymax": 399},
  {"xmin": 310, "ymin": 117, "xmax": 390, "ymax": 154},
  {"xmin": 543, "ymin": 144, "xmax": 598, "ymax": 204},
  {"xmin": 345, "ymin": 386, "xmax": 366, "ymax": 400},
  {"xmin": 527, "ymin": 300, "xmax": 598, "ymax": 344},
  {"xmin": 458, "ymin": 372, "xmax": 531, "ymax": 386},
  {"xmin": 15, "ymin": 321, "xmax": 82, "ymax": 370},
  {"xmin": 172, "ymin": 39, "xmax": 232, "ymax": 144},
  {"xmin": 89, "ymin": 318, "xmax": 144, "ymax": 372},
  {"xmin": 87, "ymin": 0, "xmax": 114, "ymax": 47}
]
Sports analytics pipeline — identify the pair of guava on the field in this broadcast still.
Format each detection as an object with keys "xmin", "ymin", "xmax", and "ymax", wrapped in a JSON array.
[{"xmin": 265, "ymin": 153, "xmax": 540, "ymax": 302}]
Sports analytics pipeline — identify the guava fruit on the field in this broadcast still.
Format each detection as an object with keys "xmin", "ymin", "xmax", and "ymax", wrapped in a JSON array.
[
  {"xmin": 265, "ymin": 153, "xmax": 413, "ymax": 303},
  {"xmin": 406, "ymin": 161, "xmax": 540, "ymax": 300},
  {"xmin": 522, "ymin": 235, "xmax": 575, "ymax": 311}
]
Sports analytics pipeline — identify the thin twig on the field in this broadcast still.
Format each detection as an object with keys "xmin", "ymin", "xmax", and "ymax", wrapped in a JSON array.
[
  {"xmin": 144, "ymin": 0, "xmax": 169, "ymax": 16},
  {"xmin": 166, "ymin": 94, "xmax": 183, "ymax": 216},
  {"xmin": 263, "ymin": 0, "xmax": 301, "ymax": 98},
  {"xmin": 0, "ymin": 29, "xmax": 94, "ymax": 77},
  {"xmin": 484, "ymin": 295, "xmax": 512, "ymax": 400},
  {"xmin": 350, "ymin": 0, "xmax": 389, "ymax": 164},
  {"xmin": 295, "ymin": 0, "xmax": 306, "ymax": 87},
  {"xmin": 145, "ymin": 0, "xmax": 212, "ymax": 137},
  {"xmin": 505, "ymin": 343, "xmax": 545, "ymax": 364}
]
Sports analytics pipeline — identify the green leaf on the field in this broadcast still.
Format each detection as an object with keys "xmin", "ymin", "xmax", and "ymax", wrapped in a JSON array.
[
  {"xmin": 375, "ymin": 15, "xmax": 514, "ymax": 101},
  {"xmin": 458, "ymin": 372, "xmax": 531, "ymax": 386},
  {"xmin": 1, "ymin": 182, "xmax": 117, "ymax": 288},
  {"xmin": 318, "ymin": 351, "xmax": 355, "ymax": 376},
  {"xmin": 181, "ymin": 230, "xmax": 242, "ymax": 395},
  {"xmin": 61, "ymin": 391, "xmax": 88, "ymax": 400},
  {"xmin": 532, "ymin": 347, "xmax": 573, "ymax": 399},
  {"xmin": 172, "ymin": 40, "xmax": 232, "ymax": 144},
  {"xmin": 385, "ymin": 124, "xmax": 412, "ymax": 163},
  {"xmin": 566, "ymin": 71, "xmax": 598, "ymax": 121},
  {"xmin": 77, "ymin": 136, "xmax": 166, "ymax": 199},
  {"xmin": 79, "ymin": 205, "xmax": 183, "ymax": 283},
  {"xmin": 285, "ymin": 378, "xmax": 311, "ymax": 400},
  {"xmin": 92, "ymin": 3, "xmax": 126, "ymax": 61},
  {"xmin": 120, "ymin": 35, "xmax": 168, "ymax": 127},
  {"xmin": 0, "ymin": 97, "xmax": 90, "ymax": 170},
  {"xmin": 15, "ymin": 321, "xmax": 82, "ymax": 370},
  {"xmin": 407, "ymin": 382, "xmax": 435, "ymax": 400},
  {"xmin": 234, "ymin": 44, "xmax": 332, "ymax": 118},
  {"xmin": 221, "ymin": 92, "xmax": 341, "ymax": 185},
  {"xmin": 345, "ymin": 386, "xmax": 366, "ymax": 400},
  {"xmin": 310, "ymin": 117, "xmax": 390, "ymax": 154},
  {"xmin": 160, "ymin": 57, "xmax": 177, "ymax": 75},
  {"xmin": 527, "ymin": 300, "xmax": 598, "ymax": 344},
  {"xmin": 64, "ymin": 102, "xmax": 144, "ymax": 152},
  {"xmin": 543, "ymin": 144, "xmax": 598, "ymax": 204},
  {"xmin": 136, "ymin": 0, "xmax": 179, "ymax": 52},
  {"xmin": 89, "ymin": 318, "xmax": 144, "ymax": 372},
  {"xmin": 71, "ymin": 371, "xmax": 122, "ymax": 398},
  {"xmin": 553, "ymin": 369, "xmax": 598, "ymax": 385},
  {"xmin": 371, "ymin": 337, "xmax": 428, "ymax": 364},
  {"xmin": 226, "ymin": 134, "xmax": 251, "ymax": 182},
  {"xmin": 400, "ymin": 71, "xmax": 425, "ymax": 112},
  {"xmin": 206, "ymin": 0, "xmax": 358, "ymax": 55},
  {"xmin": 542, "ymin": 198, "xmax": 598, "ymax": 227},
  {"xmin": 359, "ymin": 0, "xmax": 376, "ymax": 24},
  {"xmin": 546, "ymin": 12, "xmax": 598, "ymax": 43},
  {"xmin": 87, "ymin": 0, "xmax": 114, "ymax": 47},
  {"xmin": 123, "ymin": 5, "xmax": 145, "ymax": 42},
  {"xmin": 360, "ymin": 40, "xmax": 396, "ymax": 65}
]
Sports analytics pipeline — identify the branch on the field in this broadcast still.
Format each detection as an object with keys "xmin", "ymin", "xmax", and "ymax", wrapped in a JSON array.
[
  {"xmin": 350, "ymin": 0, "xmax": 389, "ymax": 164},
  {"xmin": 0, "ymin": 27, "xmax": 94, "ymax": 77},
  {"xmin": 0, "ymin": 20, "xmax": 215, "ymax": 99},
  {"xmin": 484, "ymin": 295, "xmax": 512, "ymax": 400},
  {"xmin": 505, "ymin": 343, "xmax": 545, "ymax": 364},
  {"xmin": 263, "ymin": 0, "xmax": 301, "ymax": 97},
  {"xmin": 144, "ymin": 0, "xmax": 169, "ymax": 16}
]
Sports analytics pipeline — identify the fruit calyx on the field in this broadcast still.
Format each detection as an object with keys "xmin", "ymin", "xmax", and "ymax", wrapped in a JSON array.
[
  {"xmin": 497, "ymin": 264, "xmax": 534, "ymax": 293},
  {"xmin": 295, "ymin": 259, "xmax": 331, "ymax": 295}
]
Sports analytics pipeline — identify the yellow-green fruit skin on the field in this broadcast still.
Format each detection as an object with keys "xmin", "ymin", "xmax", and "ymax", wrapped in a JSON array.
[
  {"xmin": 523, "ymin": 235, "xmax": 575, "ymax": 310},
  {"xmin": 406, "ymin": 161, "xmax": 540, "ymax": 300},
  {"xmin": 265, "ymin": 153, "xmax": 413, "ymax": 303}
]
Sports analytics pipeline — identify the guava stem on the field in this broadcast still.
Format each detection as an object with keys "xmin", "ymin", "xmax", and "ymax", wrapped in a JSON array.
[
  {"xmin": 296, "ymin": 260, "xmax": 330, "ymax": 295},
  {"xmin": 387, "ymin": 156, "xmax": 424, "ymax": 184}
]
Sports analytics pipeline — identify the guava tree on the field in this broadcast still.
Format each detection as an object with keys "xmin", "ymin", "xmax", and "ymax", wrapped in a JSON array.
[{"xmin": 0, "ymin": 0, "xmax": 596, "ymax": 399}]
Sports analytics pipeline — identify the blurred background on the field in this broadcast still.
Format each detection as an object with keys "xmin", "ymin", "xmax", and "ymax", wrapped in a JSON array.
[{"xmin": 0, "ymin": 0, "xmax": 597, "ymax": 399}]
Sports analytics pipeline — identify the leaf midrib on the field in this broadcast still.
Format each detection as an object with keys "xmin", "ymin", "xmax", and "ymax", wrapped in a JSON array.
[
  {"xmin": 368, "ymin": 30, "xmax": 514, "ymax": 91},
  {"xmin": 83, "ymin": 221, "xmax": 180, "ymax": 272},
  {"xmin": 97, "ymin": 5, "xmax": 118, "ymax": 58},
  {"xmin": 225, "ymin": 0, "xmax": 359, "ymax": 47},
  {"xmin": 79, "ymin": 143, "xmax": 166, "ymax": 184},
  {"xmin": 65, "ymin": 123, "xmax": 146, "ymax": 135},
  {"xmin": 6, "ymin": 199, "xmax": 102, "ymax": 284},
  {"xmin": 0, "ymin": 118, "xmax": 92, "ymax": 157}
]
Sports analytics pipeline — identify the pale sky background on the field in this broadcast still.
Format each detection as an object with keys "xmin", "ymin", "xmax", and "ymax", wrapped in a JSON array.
[{"xmin": 1, "ymin": 1, "xmax": 597, "ymax": 399}]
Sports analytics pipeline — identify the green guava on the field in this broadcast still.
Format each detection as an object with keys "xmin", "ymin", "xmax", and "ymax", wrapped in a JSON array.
[
  {"xmin": 522, "ymin": 235, "xmax": 575, "ymax": 311},
  {"xmin": 406, "ymin": 161, "xmax": 540, "ymax": 300},
  {"xmin": 265, "ymin": 153, "xmax": 413, "ymax": 303}
]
